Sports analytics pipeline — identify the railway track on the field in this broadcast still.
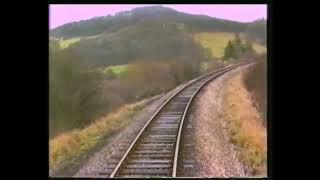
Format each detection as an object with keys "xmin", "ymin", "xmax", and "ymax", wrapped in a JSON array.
[{"xmin": 105, "ymin": 62, "xmax": 251, "ymax": 178}]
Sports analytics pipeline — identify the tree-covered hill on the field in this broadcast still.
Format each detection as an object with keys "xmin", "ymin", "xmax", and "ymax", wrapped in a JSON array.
[{"xmin": 50, "ymin": 6, "xmax": 258, "ymax": 39}]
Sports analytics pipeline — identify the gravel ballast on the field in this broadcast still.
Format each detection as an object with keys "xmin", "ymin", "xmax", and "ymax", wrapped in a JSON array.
[{"xmin": 178, "ymin": 65, "xmax": 252, "ymax": 177}]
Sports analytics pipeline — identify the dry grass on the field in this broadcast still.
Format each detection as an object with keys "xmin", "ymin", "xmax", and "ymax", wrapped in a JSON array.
[
  {"xmin": 223, "ymin": 71, "xmax": 267, "ymax": 176},
  {"xmin": 49, "ymin": 99, "xmax": 149, "ymax": 171}
]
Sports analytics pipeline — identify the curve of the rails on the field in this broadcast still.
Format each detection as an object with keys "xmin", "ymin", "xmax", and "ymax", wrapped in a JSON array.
[
  {"xmin": 172, "ymin": 61, "xmax": 255, "ymax": 177},
  {"xmin": 109, "ymin": 61, "xmax": 253, "ymax": 178}
]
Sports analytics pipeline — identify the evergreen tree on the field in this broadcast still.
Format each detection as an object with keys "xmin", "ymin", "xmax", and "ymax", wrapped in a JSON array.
[
  {"xmin": 244, "ymin": 39, "xmax": 254, "ymax": 53},
  {"xmin": 233, "ymin": 33, "xmax": 243, "ymax": 58},
  {"xmin": 234, "ymin": 33, "xmax": 242, "ymax": 47},
  {"xmin": 223, "ymin": 34, "xmax": 257, "ymax": 60},
  {"xmin": 223, "ymin": 40, "xmax": 234, "ymax": 60}
]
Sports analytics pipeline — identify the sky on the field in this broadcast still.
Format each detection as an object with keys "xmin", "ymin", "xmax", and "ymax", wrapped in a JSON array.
[{"xmin": 49, "ymin": 4, "xmax": 267, "ymax": 29}]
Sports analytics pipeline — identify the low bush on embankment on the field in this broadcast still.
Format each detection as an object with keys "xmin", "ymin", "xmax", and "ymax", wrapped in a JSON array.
[
  {"xmin": 243, "ymin": 54, "xmax": 267, "ymax": 124},
  {"xmin": 49, "ymin": 98, "xmax": 150, "ymax": 173}
]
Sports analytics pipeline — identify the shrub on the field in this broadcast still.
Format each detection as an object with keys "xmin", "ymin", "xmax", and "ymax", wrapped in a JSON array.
[{"xmin": 243, "ymin": 54, "xmax": 267, "ymax": 125}]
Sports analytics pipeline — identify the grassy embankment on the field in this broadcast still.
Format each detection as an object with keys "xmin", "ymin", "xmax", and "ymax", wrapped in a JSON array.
[
  {"xmin": 49, "ymin": 98, "xmax": 150, "ymax": 172},
  {"xmin": 223, "ymin": 61, "xmax": 267, "ymax": 176}
]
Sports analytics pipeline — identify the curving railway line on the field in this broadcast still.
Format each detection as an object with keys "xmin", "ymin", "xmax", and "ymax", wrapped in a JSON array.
[{"xmin": 102, "ymin": 61, "xmax": 252, "ymax": 177}]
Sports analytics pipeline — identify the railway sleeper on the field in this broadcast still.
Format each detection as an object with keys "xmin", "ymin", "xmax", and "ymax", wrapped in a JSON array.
[
  {"xmin": 139, "ymin": 143, "xmax": 174, "ymax": 147},
  {"xmin": 146, "ymin": 132, "xmax": 178, "ymax": 136},
  {"xmin": 145, "ymin": 133, "xmax": 177, "ymax": 136},
  {"xmin": 158, "ymin": 116, "xmax": 181, "ymax": 119},
  {"xmin": 166, "ymin": 108, "xmax": 186, "ymax": 112},
  {"xmin": 141, "ymin": 140, "xmax": 175, "ymax": 144},
  {"xmin": 149, "ymin": 125, "xmax": 178, "ymax": 129},
  {"xmin": 160, "ymin": 113, "xmax": 182, "ymax": 116},
  {"xmin": 138, "ymin": 144, "xmax": 174, "ymax": 148},
  {"xmin": 173, "ymin": 101, "xmax": 189, "ymax": 104},
  {"xmin": 124, "ymin": 164, "xmax": 172, "ymax": 169},
  {"xmin": 171, "ymin": 105, "xmax": 187, "ymax": 109},
  {"xmin": 155, "ymin": 122, "xmax": 180, "ymax": 125},
  {"xmin": 141, "ymin": 137, "xmax": 176, "ymax": 141},
  {"xmin": 170, "ymin": 104, "xmax": 188, "ymax": 108},
  {"xmin": 147, "ymin": 134, "xmax": 177, "ymax": 138},
  {"xmin": 132, "ymin": 154, "xmax": 173, "ymax": 158},
  {"xmin": 137, "ymin": 146, "xmax": 173, "ymax": 152},
  {"xmin": 150, "ymin": 127, "xmax": 178, "ymax": 130},
  {"xmin": 128, "ymin": 159, "xmax": 172, "ymax": 164},
  {"xmin": 161, "ymin": 111, "xmax": 183, "ymax": 114},
  {"xmin": 138, "ymin": 143, "xmax": 174, "ymax": 147},
  {"xmin": 173, "ymin": 97, "xmax": 189, "ymax": 101},
  {"xmin": 179, "ymin": 92, "xmax": 194, "ymax": 97},
  {"xmin": 154, "ymin": 121, "xmax": 179, "ymax": 124},
  {"xmin": 143, "ymin": 137, "xmax": 176, "ymax": 140},
  {"xmin": 118, "ymin": 168, "xmax": 171, "ymax": 176},
  {"xmin": 172, "ymin": 101, "xmax": 188, "ymax": 104},
  {"xmin": 155, "ymin": 121, "xmax": 180, "ymax": 124},
  {"xmin": 147, "ymin": 130, "xmax": 178, "ymax": 134},
  {"xmin": 149, "ymin": 125, "xmax": 179, "ymax": 128},
  {"xmin": 181, "ymin": 90, "xmax": 196, "ymax": 94},
  {"xmin": 123, "ymin": 162, "xmax": 172, "ymax": 166},
  {"xmin": 151, "ymin": 125, "xmax": 178, "ymax": 127},
  {"xmin": 142, "ymin": 139, "xmax": 175, "ymax": 144},
  {"xmin": 167, "ymin": 104, "xmax": 186, "ymax": 107},
  {"xmin": 137, "ymin": 147, "xmax": 173, "ymax": 151},
  {"xmin": 157, "ymin": 118, "xmax": 180, "ymax": 120},
  {"xmin": 134, "ymin": 150, "xmax": 172, "ymax": 154},
  {"xmin": 136, "ymin": 147, "xmax": 173, "ymax": 151}
]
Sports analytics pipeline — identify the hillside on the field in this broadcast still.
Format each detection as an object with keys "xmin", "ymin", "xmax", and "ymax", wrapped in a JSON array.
[
  {"xmin": 50, "ymin": 7, "xmax": 266, "ymax": 68},
  {"xmin": 50, "ymin": 6, "xmax": 266, "ymax": 68},
  {"xmin": 50, "ymin": 6, "xmax": 248, "ymax": 39},
  {"xmin": 57, "ymin": 23, "xmax": 208, "ymax": 68}
]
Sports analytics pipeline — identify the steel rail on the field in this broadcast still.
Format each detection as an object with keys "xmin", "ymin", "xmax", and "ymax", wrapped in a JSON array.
[
  {"xmin": 109, "ymin": 61, "xmax": 253, "ymax": 177},
  {"xmin": 172, "ymin": 65, "xmax": 242, "ymax": 177}
]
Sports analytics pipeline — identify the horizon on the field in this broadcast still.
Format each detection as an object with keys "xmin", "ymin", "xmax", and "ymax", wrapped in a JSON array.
[{"xmin": 49, "ymin": 4, "xmax": 267, "ymax": 29}]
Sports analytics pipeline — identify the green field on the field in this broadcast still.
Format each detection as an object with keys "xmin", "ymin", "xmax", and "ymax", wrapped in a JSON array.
[
  {"xmin": 194, "ymin": 32, "xmax": 266, "ymax": 58},
  {"xmin": 100, "ymin": 64, "xmax": 128, "ymax": 76},
  {"xmin": 110, "ymin": 65, "xmax": 128, "ymax": 75},
  {"xmin": 58, "ymin": 38, "xmax": 81, "ymax": 49},
  {"xmin": 58, "ymin": 35, "xmax": 99, "ymax": 49}
]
